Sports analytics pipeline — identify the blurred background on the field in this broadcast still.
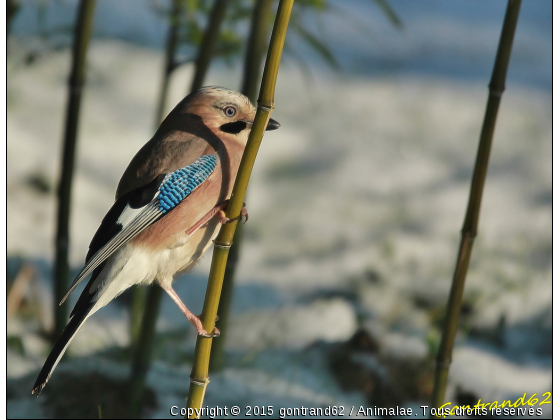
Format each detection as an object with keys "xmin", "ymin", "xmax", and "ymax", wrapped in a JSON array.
[{"xmin": 7, "ymin": 0, "xmax": 551, "ymax": 418}]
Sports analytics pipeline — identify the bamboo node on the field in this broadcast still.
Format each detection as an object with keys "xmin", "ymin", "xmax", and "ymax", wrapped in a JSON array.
[
  {"xmin": 67, "ymin": 77, "xmax": 85, "ymax": 92},
  {"xmin": 56, "ymin": 237, "xmax": 69, "ymax": 248},
  {"xmin": 213, "ymin": 240, "xmax": 232, "ymax": 249},
  {"xmin": 190, "ymin": 377, "xmax": 210, "ymax": 387},
  {"xmin": 488, "ymin": 85, "xmax": 505, "ymax": 98},
  {"xmin": 460, "ymin": 229, "xmax": 477, "ymax": 240},
  {"xmin": 435, "ymin": 359, "xmax": 452, "ymax": 369}
]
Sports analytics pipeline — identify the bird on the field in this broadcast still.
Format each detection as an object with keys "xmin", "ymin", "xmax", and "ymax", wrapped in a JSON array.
[{"xmin": 32, "ymin": 86, "xmax": 280, "ymax": 396}]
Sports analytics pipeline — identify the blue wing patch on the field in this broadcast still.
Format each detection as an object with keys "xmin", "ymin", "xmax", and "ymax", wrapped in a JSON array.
[
  {"xmin": 61, "ymin": 153, "xmax": 218, "ymax": 305},
  {"xmin": 157, "ymin": 154, "xmax": 217, "ymax": 213}
]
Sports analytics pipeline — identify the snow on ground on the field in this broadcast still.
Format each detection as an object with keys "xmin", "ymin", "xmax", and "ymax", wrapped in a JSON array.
[{"xmin": 7, "ymin": 41, "xmax": 551, "ymax": 418}]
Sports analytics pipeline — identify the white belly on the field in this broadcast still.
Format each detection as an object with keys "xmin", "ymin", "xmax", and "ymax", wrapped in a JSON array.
[{"xmin": 89, "ymin": 221, "xmax": 220, "ymax": 315}]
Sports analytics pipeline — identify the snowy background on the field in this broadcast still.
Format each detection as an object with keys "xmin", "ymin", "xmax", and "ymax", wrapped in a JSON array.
[{"xmin": 7, "ymin": 1, "xmax": 551, "ymax": 418}]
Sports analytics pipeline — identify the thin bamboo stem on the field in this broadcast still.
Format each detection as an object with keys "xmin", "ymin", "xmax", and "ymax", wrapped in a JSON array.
[
  {"xmin": 128, "ymin": 0, "xmax": 182, "ymax": 415},
  {"xmin": 189, "ymin": 0, "xmax": 229, "ymax": 94},
  {"xmin": 130, "ymin": 0, "xmax": 183, "ymax": 350},
  {"xmin": 186, "ymin": 0, "xmax": 293, "ymax": 416},
  {"xmin": 128, "ymin": 286, "xmax": 163, "ymax": 416},
  {"xmin": 129, "ymin": 286, "xmax": 145, "ymax": 348},
  {"xmin": 128, "ymin": 0, "xmax": 227, "ymax": 414},
  {"xmin": 53, "ymin": 0, "xmax": 96, "ymax": 341},
  {"xmin": 209, "ymin": 0, "xmax": 273, "ymax": 373},
  {"xmin": 242, "ymin": 0, "xmax": 274, "ymax": 104},
  {"xmin": 155, "ymin": 0, "xmax": 182, "ymax": 127},
  {"xmin": 430, "ymin": 0, "xmax": 522, "ymax": 414}
]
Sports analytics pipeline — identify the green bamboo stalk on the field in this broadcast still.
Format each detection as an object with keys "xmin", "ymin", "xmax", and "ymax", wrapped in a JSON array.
[
  {"xmin": 189, "ymin": 0, "xmax": 229, "ymax": 94},
  {"xmin": 156, "ymin": 0, "xmax": 183, "ymax": 127},
  {"xmin": 53, "ymin": 0, "xmax": 96, "ymax": 341},
  {"xmin": 129, "ymin": 286, "xmax": 148, "ymax": 349},
  {"xmin": 128, "ymin": 0, "xmax": 228, "ymax": 415},
  {"xmin": 130, "ymin": 0, "xmax": 183, "ymax": 352},
  {"xmin": 128, "ymin": 285, "xmax": 163, "ymax": 416},
  {"xmin": 186, "ymin": 0, "xmax": 293, "ymax": 415},
  {"xmin": 127, "ymin": 0, "xmax": 181, "ymax": 415},
  {"xmin": 209, "ymin": 0, "xmax": 273, "ymax": 373},
  {"xmin": 128, "ymin": 0, "xmax": 183, "ymax": 417},
  {"xmin": 430, "ymin": 0, "xmax": 522, "ymax": 414},
  {"xmin": 241, "ymin": 0, "xmax": 274, "ymax": 103}
]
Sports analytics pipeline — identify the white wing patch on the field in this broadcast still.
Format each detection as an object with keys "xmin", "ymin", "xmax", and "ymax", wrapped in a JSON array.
[{"xmin": 117, "ymin": 204, "xmax": 147, "ymax": 228}]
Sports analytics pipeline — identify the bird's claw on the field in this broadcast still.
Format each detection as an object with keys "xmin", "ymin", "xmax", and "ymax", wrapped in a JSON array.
[
  {"xmin": 194, "ymin": 313, "xmax": 220, "ymax": 337},
  {"xmin": 200, "ymin": 327, "xmax": 220, "ymax": 338},
  {"xmin": 218, "ymin": 204, "xmax": 248, "ymax": 225}
]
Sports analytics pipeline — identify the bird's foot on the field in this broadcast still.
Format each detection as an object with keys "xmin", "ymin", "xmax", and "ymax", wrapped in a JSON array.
[
  {"xmin": 162, "ymin": 285, "xmax": 220, "ymax": 338},
  {"xmin": 186, "ymin": 202, "xmax": 248, "ymax": 236},
  {"xmin": 191, "ymin": 314, "xmax": 220, "ymax": 338},
  {"xmin": 200, "ymin": 327, "xmax": 221, "ymax": 338},
  {"xmin": 218, "ymin": 203, "xmax": 248, "ymax": 225}
]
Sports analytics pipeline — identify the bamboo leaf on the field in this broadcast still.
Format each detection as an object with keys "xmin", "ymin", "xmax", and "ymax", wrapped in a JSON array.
[
  {"xmin": 326, "ymin": 3, "xmax": 378, "ymax": 38},
  {"xmin": 291, "ymin": 20, "xmax": 339, "ymax": 70},
  {"xmin": 372, "ymin": 0, "xmax": 403, "ymax": 29},
  {"xmin": 283, "ymin": 43, "xmax": 314, "ymax": 84}
]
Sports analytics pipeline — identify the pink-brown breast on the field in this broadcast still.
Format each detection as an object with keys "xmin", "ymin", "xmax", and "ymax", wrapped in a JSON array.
[{"xmin": 131, "ymin": 138, "xmax": 244, "ymax": 254}]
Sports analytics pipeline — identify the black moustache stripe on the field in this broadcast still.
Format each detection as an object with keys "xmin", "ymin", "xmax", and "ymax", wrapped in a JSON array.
[{"xmin": 220, "ymin": 121, "xmax": 247, "ymax": 134}]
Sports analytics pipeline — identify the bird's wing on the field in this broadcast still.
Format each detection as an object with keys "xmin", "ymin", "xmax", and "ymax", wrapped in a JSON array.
[
  {"xmin": 115, "ymin": 113, "xmax": 215, "ymax": 199},
  {"xmin": 60, "ymin": 153, "xmax": 219, "ymax": 304}
]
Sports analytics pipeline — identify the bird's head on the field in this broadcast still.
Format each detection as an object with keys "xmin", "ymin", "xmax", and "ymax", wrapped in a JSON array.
[{"xmin": 184, "ymin": 86, "xmax": 280, "ymax": 141}]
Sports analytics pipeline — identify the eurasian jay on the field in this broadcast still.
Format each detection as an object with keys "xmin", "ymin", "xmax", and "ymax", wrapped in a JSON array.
[{"xmin": 32, "ymin": 86, "xmax": 280, "ymax": 395}]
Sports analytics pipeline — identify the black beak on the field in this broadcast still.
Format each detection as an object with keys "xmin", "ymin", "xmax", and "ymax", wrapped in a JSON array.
[{"xmin": 266, "ymin": 118, "xmax": 281, "ymax": 131}]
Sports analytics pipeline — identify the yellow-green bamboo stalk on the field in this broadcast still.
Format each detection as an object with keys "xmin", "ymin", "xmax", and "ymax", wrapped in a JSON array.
[
  {"xmin": 189, "ymin": 0, "xmax": 229, "ymax": 93},
  {"xmin": 430, "ymin": 0, "xmax": 522, "ymax": 415},
  {"xmin": 210, "ymin": 0, "xmax": 274, "ymax": 373},
  {"xmin": 186, "ymin": 0, "xmax": 294, "ymax": 416},
  {"xmin": 53, "ymin": 0, "xmax": 96, "ymax": 341}
]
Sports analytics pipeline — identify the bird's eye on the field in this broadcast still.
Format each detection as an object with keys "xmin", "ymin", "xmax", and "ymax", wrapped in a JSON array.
[{"xmin": 223, "ymin": 106, "xmax": 237, "ymax": 117}]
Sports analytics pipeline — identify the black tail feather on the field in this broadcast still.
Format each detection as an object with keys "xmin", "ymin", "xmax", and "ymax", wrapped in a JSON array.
[{"xmin": 31, "ymin": 301, "xmax": 94, "ymax": 396}]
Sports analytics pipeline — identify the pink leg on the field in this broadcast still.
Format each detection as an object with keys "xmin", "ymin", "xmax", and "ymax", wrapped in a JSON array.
[
  {"xmin": 186, "ymin": 201, "xmax": 248, "ymax": 236},
  {"xmin": 161, "ymin": 285, "xmax": 220, "ymax": 338}
]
